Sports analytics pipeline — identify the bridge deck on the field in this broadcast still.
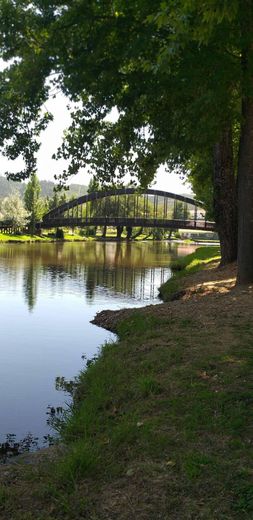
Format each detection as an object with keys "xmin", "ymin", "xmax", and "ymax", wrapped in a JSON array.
[
  {"xmin": 41, "ymin": 217, "xmax": 216, "ymax": 231},
  {"xmin": 0, "ymin": 221, "xmax": 16, "ymax": 231}
]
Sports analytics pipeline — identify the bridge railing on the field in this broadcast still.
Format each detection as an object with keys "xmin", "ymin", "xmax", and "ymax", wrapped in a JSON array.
[
  {"xmin": 0, "ymin": 219, "xmax": 15, "ymax": 231},
  {"xmin": 41, "ymin": 188, "xmax": 216, "ymax": 231},
  {"xmin": 41, "ymin": 216, "xmax": 215, "ymax": 231}
]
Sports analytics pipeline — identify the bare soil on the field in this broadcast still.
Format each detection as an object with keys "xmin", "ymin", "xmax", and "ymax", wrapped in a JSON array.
[{"xmin": 92, "ymin": 261, "xmax": 247, "ymax": 334}]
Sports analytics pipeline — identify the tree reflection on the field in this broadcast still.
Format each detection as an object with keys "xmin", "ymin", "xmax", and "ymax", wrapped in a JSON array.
[
  {"xmin": 23, "ymin": 263, "xmax": 39, "ymax": 312},
  {"xmin": 0, "ymin": 241, "xmax": 197, "ymax": 310}
]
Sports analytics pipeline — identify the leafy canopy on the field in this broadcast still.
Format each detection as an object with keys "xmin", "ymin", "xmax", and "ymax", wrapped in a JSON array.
[{"xmin": 0, "ymin": 0, "xmax": 243, "ymax": 195}]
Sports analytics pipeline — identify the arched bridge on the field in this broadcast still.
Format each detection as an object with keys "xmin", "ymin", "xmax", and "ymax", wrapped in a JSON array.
[{"xmin": 42, "ymin": 188, "xmax": 215, "ymax": 232}]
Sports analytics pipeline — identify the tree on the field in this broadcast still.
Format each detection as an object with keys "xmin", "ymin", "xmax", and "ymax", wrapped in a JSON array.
[
  {"xmin": 187, "ymin": 141, "xmax": 238, "ymax": 266},
  {"xmin": 0, "ymin": 1, "xmax": 252, "ymax": 280},
  {"xmin": 0, "ymin": 193, "xmax": 28, "ymax": 229},
  {"xmin": 154, "ymin": 1, "xmax": 247, "ymax": 277},
  {"xmin": 47, "ymin": 191, "xmax": 68, "ymax": 211},
  {"xmin": 187, "ymin": 155, "xmax": 214, "ymax": 221},
  {"xmin": 236, "ymin": 1, "xmax": 253, "ymax": 283},
  {"xmin": 87, "ymin": 176, "xmax": 101, "ymax": 194},
  {"xmin": 50, "ymin": 1, "xmax": 238, "ymax": 264},
  {"xmin": 24, "ymin": 174, "xmax": 42, "ymax": 234}
]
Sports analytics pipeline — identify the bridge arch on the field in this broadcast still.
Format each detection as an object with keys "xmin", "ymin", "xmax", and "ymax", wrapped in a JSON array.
[{"xmin": 42, "ymin": 188, "xmax": 215, "ymax": 232}]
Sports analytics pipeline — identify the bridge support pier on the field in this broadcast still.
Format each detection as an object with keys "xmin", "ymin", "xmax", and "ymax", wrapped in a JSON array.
[
  {"xmin": 116, "ymin": 225, "xmax": 124, "ymax": 239},
  {"xmin": 102, "ymin": 225, "xmax": 107, "ymax": 238},
  {"xmin": 126, "ymin": 226, "xmax": 132, "ymax": 240}
]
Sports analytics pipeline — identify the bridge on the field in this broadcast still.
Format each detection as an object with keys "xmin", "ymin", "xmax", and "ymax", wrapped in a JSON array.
[
  {"xmin": 42, "ymin": 188, "xmax": 215, "ymax": 235},
  {"xmin": 0, "ymin": 220, "xmax": 14, "ymax": 232}
]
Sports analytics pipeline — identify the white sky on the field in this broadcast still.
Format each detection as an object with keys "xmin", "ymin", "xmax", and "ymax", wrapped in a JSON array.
[{"xmin": 0, "ymin": 91, "xmax": 192, "ymax": 194}]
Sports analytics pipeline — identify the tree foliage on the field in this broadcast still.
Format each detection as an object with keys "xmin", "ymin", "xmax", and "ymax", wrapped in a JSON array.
[
  {"xmin": 0, "ymin": 1, "xmax": 238, "ymax": 185},
  {"xmin": 0, "ymin": 192, "xmax": 28, "ymax": 227},
  {"xmin": 24, "ymin": 174, "xmax": 43, "ymax": 231},
  {"xmin": 187, "ymin": 154, "xmax": 214, "ymax": 220},
  {"xmin": 2, "ymin": 1, "xmax": 253, "ymax": 278}
]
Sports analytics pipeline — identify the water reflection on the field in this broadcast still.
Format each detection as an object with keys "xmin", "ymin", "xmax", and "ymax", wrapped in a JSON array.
[
  {"xmin": 23, "ymin": 263, "xmax": 39, "ymax": 311},
  {"xmin": 0, "ymin": 241, "xmax": 196, "ymax": 442},
  {"xmin": 0, "ymin": 241, "xmax": 196, "ymax": 311}
]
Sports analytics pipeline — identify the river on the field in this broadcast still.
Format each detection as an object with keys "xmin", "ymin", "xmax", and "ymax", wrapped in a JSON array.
[{"xmin": 0, "ymin": 241, "xmax": 196, "ymax": 446}]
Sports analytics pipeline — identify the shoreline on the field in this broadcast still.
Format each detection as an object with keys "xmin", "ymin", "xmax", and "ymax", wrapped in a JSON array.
[
  {"xmin": 0, "ymin": 235, "xmax": 220, "ymax": 245},
  {"xmin": 0, "ymin": 238, "xmax": 88, "ymax": 244}
]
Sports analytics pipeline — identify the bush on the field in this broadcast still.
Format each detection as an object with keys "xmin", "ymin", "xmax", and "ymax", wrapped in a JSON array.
[
  {"xmin": 152, "ymin": 228, "xmax": 165, "ymax": 240},
  {"xmin": 86, "ymin": 226, "xmax": 96, "ymax": 237},
  {"xmin": 170, "ymin": 260, "xmax": 185, "ymax": 271},
  {"xmin": 137, "ymin": 376, "xmax": 163, "ymax": 397}
]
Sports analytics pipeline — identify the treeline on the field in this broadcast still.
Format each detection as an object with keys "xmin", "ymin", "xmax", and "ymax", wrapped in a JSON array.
[
  {"xmin": 0, "ymin": 174, "xmax": 89, "ymax": 232},
  {"xmin": 0, "ymin": 176, "xmax": 88, "ymax": 200}
]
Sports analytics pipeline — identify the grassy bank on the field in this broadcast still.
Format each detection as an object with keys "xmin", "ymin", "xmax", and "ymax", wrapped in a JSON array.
[
  {"xmin": 0, "ymin": 232, "xmax": 51, "ymax": 243},
  {"xmin": 0, "ymin": 232, "xmax": 88, "ymax": 243},
  {"xmin": 159, "ymin": 246, "xmax": 221, "ymax": 301}
]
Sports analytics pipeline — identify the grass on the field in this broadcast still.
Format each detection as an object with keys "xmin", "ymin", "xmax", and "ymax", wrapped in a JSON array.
[
  {"xmin": 0, "ymin": 230, "xmax": 154, "ymax": 243},
  {"xmin": 159, "ymin": 245, "xmax": 221, "ymax": 301},
  {"xmin": 0, "ymin": 229, "xmax": 196, "ymax": 243},
  {"xmin": 1, "ymin": 294, "xmax": 253, "ymax": 518},
  {"xmin": 0, "ymin": 232, "xmax": 53, "ymax": 242},
  {"xmin": 62, "ymin": 233, "xmax": 86, "ymax": 241},
  {"xmin": 0, "ymin": 232, "xmax": 87, "ymax": 243}
]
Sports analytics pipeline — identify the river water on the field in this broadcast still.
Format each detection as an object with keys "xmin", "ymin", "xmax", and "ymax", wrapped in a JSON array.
[{"xmin": 0, "ymin": 241, "xmax": 196, "ymax": 444}]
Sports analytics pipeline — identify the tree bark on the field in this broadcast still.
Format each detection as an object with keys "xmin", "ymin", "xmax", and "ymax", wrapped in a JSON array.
[
  {"xmin": 237, "ymin": 0, "xmax": 253, "ymax": 283},
  {"xmin": 213, "ymin": 126, "xmax": 237, "ymax": 265},
  {"xmin": 237, "ymin": 98, "xmax": 253, "ymax": 283}
]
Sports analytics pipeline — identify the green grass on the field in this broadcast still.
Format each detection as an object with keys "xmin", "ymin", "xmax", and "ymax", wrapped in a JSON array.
[
  {"xmin": 170, "ymin": 245, "xmax": 220, "ymax": 270},
  {"xmin": 0, "ymin": 230, "xmax": 155, "ymax": 243},
  {"xmin": 63, "ymin": 233, "xmax": 87, "ymax": 241},
  {"xmin": 159, "ymin": 246, "xmax": 221, "ymax": 301},
  {"xmin": 0, "ymin": 232, "xmax": 52, "ymax": 243},
  {"xmin": 0, "ymin": 232, "xmax": 87, "ymax": 243}
]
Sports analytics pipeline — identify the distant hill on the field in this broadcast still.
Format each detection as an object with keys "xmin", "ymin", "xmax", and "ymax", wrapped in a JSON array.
[
  {"xmin": 0, "ymin": 176, "xmax": 195, "ymax": 202},
  {"xmin": 0, "ymin": 176, "xmax": 88, "ymax": 199}
]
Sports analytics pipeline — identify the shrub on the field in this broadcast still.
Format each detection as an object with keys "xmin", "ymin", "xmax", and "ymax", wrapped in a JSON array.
[
  {"xmin": 137, "ymin": 376, "xmax": 163, "ymax": 397},
  {"xmin": 87, "ymin": 227, "xmax": 96, "ymax": 237}
]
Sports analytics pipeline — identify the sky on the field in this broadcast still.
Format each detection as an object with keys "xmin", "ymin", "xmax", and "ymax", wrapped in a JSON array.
[{"xmin": 0, "ymin": 91, "xmax": 192, "ymax": 195}]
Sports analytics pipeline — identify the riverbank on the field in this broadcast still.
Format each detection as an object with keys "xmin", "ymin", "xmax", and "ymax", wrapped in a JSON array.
[
  {"xmin": 0, "ymin": 232, "xmax": 88, "ymax": 243},
  {"xmin": 1, "ymin": 249, "xmax": 253, "ymax": 519},
  {"xmin": 0, "ymin": 231, "xmax": 220, "ymax": 245},
  {"xmin": 158, "ymin": 245, "xmax": 221, "ymax": 301}
]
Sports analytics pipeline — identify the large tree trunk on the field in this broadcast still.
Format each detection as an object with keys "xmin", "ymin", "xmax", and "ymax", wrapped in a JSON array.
[
  {"xmin": 213, "ymin": 126, "xmax": 237, "ymax": 265},
  {"xmin": 237, "ymin": 97, "xmax": 253, "ymax": 283},
  {"xmin": 237, "ymin": 0, "xmax": 253, "ymax": 284}
]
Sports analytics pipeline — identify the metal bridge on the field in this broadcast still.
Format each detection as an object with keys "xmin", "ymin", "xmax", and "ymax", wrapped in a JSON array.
[{"xmin": 42, "ymin": 188, "xmax": 215, "ymax": 233}]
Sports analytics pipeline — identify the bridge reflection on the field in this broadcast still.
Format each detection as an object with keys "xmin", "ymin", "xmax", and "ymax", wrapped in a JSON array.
[
  {"xmin": 84, "ymin": 263, "xmax": 167, "ymax": 301},
  {"xmin": 0, "ymin": 242, "xmax": 196, "ymax": 311}
]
